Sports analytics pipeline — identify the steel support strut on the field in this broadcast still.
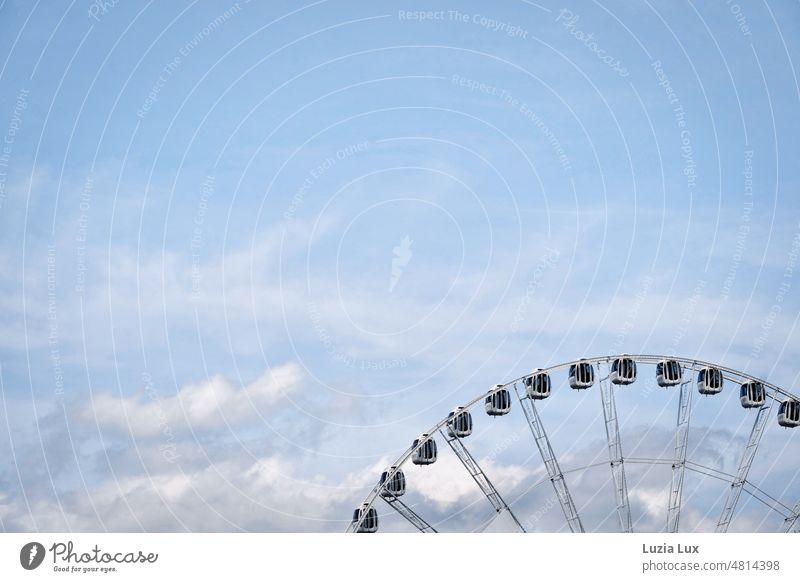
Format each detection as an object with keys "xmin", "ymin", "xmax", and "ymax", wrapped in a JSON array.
[
  {"xmin": 381, "ymin": 492, "xmax": 438, "ymax": 533},
  {"xmin": 667, "ymin": 376, "xmax": 694, "ymax": 533},
  {"xmin": 516, "ymin": 385, "xmax": 585, "ymax": 532},
  {"xmin": 599, "ymin": 367, "xmax": 633, "ymax": 532},
  {"xmin": 440, "ymin": 429, "xmax": 526, "ymax": 532},
  {"xmin": 716, "ymin": 397, "xmax": 775, "ymax": 532}
]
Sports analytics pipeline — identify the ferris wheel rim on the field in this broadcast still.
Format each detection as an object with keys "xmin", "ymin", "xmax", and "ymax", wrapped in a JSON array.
[{"xmin": 348, "ymin": 354, "xmax": 799, "ymax": 533}]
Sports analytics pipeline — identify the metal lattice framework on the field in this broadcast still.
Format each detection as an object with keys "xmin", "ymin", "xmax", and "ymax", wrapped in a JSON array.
[
  {"xmin": 440, "ymin": 428, "xmax": 526, "ymax": 532},
  {"xmin": 515, "ymin": 384, "xmax": 584, "ymax": 532},
  {"xmin": 348, "ymin": 355, "xmax": 799, "ymax": 533},
  {"xmin": 597, "ymin": 362, "xmax": 633, "ymax": 533}
]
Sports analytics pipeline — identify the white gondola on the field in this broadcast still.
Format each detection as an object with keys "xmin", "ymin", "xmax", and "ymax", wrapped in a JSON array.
[
  {"xmin": 569, "ymin": 360, "xmax": 594, "ymax": 390},
  {"xmin": 697, "ymin": 368, "xmax": 724, "ymax": 394},
  {"xmin": 485, "ymin": 384, "xmax": 512, "ymax": 416},
  {"xmin": 446, "ymin": 406, "xmax": 473, "ymax": 438},
  {"xmin": 610, "ymin": 356, "xmax": 637, "ymax": 385},
  {"xmin": 379, "ymin": 466, "xmax": 406, "ymax": 497},
  {"xmin": 697, "ymin": 367, "xmax": 723, "ymax": 395},
  {"xmin": 352, "ymin": 503, "xmax": 378, "ymax": 533},
  {"xmin": 656, "ymin": 359, "xmax": 683, "ymax": 387},
  {"xmin": 525, "ymin": 369, "xmax": 551, "ymax": 400},
  {"xmin": 778, "ymin": 400, "xmax": 800, "ymax": 428},
  {"xmin": 740, "ymin": 381, "xmax": 766, "ymax": 408},
  {"xmin": 411, "ymin": 433, "xmax": 437, "ymax": 465}
]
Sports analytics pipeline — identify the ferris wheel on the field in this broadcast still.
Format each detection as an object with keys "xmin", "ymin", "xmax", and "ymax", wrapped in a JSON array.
[{"xmin": 348, "ymin": 355, "xmax": 800, "ymax": 533}]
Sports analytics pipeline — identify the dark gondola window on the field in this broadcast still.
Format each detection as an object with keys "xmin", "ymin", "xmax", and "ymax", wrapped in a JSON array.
[
  {"xmin": 657, "ymin": 360, "xmax": 682, "ymax": 386},
  {"xmin": 526, "ymin": 373, "xmax": 551, "ymax": 398},
  {"xmin": 780, "ymin": 401, "xmax": 800, "ymax": 422},
  {"xmin": 570, "ymin": 362, "xmax": 594, "ymax": 389},
  {"xmin": 486, "ymin": 388, "xmax": 511, "ymax": 415},
  {"xmin": 741, "ymin": 381, "xmax": 765, "ymax": 405},
  {"xmin": 698, "ymin": 368, "xmax": 724, "ymax": 394},
  {"xmin": 450, "ymin": 409, "xmax": 472, "ymax": 435},
  {"xmin": 612, "ymin": 358, "xmax": 636, "ymax": 384}
]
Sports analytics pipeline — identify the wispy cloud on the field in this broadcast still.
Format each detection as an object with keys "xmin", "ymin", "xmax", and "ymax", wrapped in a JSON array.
[{"xmin": 83, "ymin": 363, "xmax": 304, "ymax": 437}]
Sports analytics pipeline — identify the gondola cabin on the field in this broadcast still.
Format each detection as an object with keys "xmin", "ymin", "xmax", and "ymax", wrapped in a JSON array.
[
  {"xmin": 569, "ymin": 360, "xmax": 594, "ymax": 390},
  {"xmin": 697, "ymin": 367, "xmax": 723, "ymax": 395},
  {"xmin": 485, "ymin": 384, "xmax": 512, "ymax": 416},
  {"xmin": 610, "ymin": 356, "xmax": 637, "ymax": 385},
  {"xmin": 447, "ymin": 406, "xmax": 473, "ymax": 438},
  {"xmin": 411, "ymin": 433, "xmax": 437, "ymax": 465},
  {"xmin": 352, "ymin": 504, "xmax": 378, "ymax": 533},
  {"xmin": 778, "ymin": 400, "xmax": 800, "ymax": 427},
  {"xmin": 525, "ymin": 369, "xmax": 551, "ymax": 400},
  {"xmin": 656, "ymin": 359, "xmax": 683, "ymax": 387},
  {"xmin": 740, "ymin": 381, "xmax": 766, "ymax": 408},
  {"xmin": 379, "ymin": 466, "xmax": 406, "ymax": 497}
]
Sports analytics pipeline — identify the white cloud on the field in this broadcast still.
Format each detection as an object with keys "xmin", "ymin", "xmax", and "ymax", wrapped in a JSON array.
[
  {"xmin": 83, "ymin": 362, "xmax": 304, "ymax": 437},
  {"xmin": 0, "ymin": 450, "xmax": 381, "ymax": 532},
  {"xmin": 404, "ymin": 455, "xmax": 532, "ymax": 511}
]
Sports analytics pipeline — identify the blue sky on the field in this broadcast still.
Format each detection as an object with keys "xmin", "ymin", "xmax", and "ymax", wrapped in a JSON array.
[{"xmin": 0, "ymin": 0, "xmax": 798, "ymax": 532}]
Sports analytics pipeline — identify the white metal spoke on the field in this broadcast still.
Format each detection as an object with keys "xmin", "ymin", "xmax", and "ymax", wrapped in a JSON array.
[
  {"xmin": 440, "ymin": 429, "xmax": 526, "ymax": 532},
  {"xmin": 599, "ymin": 365, "xmax": 632, "ymax": 533},
  {"xmin": 667, "ymin": 375, "xmax": 694, "ymax": 533},
  {"xmin": 381, "ymin": 492, "xmax": 437, "ymax": 533},
  {"xmin": 716, "ymin": 397, "xmax": 775, "ymax": 532},
  {"xmin": 516, "ymin": 385, "xmax": 585, "ymax": 533}
]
